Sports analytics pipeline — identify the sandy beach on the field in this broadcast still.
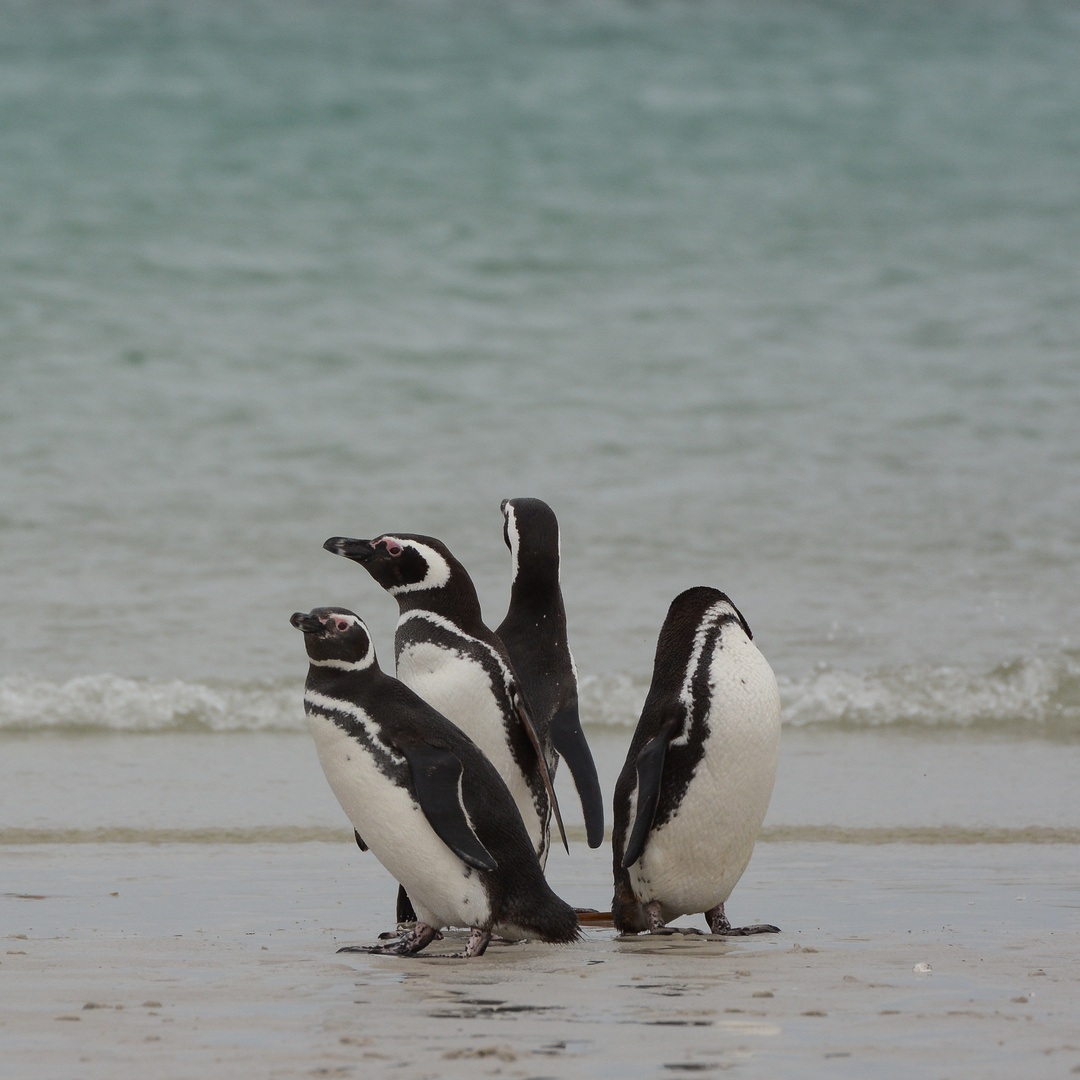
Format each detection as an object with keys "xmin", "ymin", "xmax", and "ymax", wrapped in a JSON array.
[{"xmin": 4, "ymin": 836, "xmax": 1078, "ymax": 1080}]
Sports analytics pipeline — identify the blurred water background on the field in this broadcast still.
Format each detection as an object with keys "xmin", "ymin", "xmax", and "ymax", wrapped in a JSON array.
[{"xmin": 2, "ymin": 1, "xmax": 1080, "ymax": 844}]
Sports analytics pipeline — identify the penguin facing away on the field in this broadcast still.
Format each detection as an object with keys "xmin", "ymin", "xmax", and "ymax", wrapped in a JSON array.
[
  {"xmin": 612, "ymin": 587, "xmax": 782, "ymax": 936},
  {"xmin": 497, "ymin": 497, "xmax": 604, "ymax": 848},
  {"xmin": 322, "ymin": 532, "xmax": 567, "ymax": 865},
  {"xmin": 291, "ymin": 607, "xmax": 580, "ymax": 957}
]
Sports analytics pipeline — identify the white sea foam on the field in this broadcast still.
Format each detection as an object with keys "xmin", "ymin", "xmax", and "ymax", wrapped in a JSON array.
[
  {"xmin": 2, "ymin": 652, "xmax": 1078, "ymax": 736},
  {"xmin": 579, "ymin": 654, "xmax": 1080, "ymax": 736},
  {"xmin": 1, "ymin": 2, "xmax": 1079, "ymax": 700},
  {"xmin": 577, "ymin": 672, "xmax": 649, "ymax": 730},
  {"xmin": 0, "ymin": 674, "xmax": 305, "ymax": 734},
  {"xmin": 779, "ymin": 653, "xmax": 1080, "ymax": 734}
]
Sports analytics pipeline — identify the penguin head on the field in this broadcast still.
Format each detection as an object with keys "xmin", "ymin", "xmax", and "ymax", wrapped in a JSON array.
[
  {"xmin": 501, "ymin": 498, "xmax": 560, "ymax": 581},
  {"xmin": 661, "ymin": 587, "xmax": 754, "ymax": 651},
  {"xmin": 323, "ymin": 533, "xmax": 453, "ymax": 596},
  {"xmin": 290, "ymin": 607, "xmax": 377, "ymax": 670}
]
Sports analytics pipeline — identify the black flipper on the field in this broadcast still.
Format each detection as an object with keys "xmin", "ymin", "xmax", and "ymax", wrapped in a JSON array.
[
  {"xmin": 621, "ymin": 719, "xmax": 679, "ymax": 869},
  {"xmin": 354, "ymin": 829, "xmax": 368, "ymax": 851},
  {"xmin": 399, "ymin": 743, "xmax": 498, "ymax": 872},
  {"xmin": 549, "ymin": 699, "xmax": 604, "ymax": 848}
]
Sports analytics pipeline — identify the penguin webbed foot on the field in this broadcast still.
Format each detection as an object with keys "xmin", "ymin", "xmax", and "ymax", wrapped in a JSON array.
[
  {"xmin": 712, "ymin": 923, "xmax": 782, "ymax": 936},
  {"xmin": 705, "ymin": 903, "xmax": 780, "ymax": 936},
  {"xmin": 442, "ymin": 927, "xmax": 492, "ymax": 959},
  {"xmin": 643, "ymin": 900, "xmax": 703, "ymax": 935},
  {"xmin": 639, "ymin": 900, "xmax": 778, "ymax": 937},
  {"xmin": 372, "ymin": 888, "xmax": 423, "ymax": 941},
  {"xmin": 377, "ymin": 926, "xmax": 436, "ymax": 941},
  {"xmin": 339, "ymin": 922, "xmax": 441, "ymax": 956}
]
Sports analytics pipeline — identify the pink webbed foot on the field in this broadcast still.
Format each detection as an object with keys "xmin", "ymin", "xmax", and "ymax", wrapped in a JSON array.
[
  {"xmin": 705, "ymin": 903, "xmax": 780, "ymax": 936},
  {"xmin": 446, "ymin": 927, "xmax": 492, "ymax": 958},
  {"xmin": 644, "ymin": 900, "xmax": 703, "ymax": 936},
  {"xmin": 339, "ymin": 922, "xmax": 441, "ymax": 956}
]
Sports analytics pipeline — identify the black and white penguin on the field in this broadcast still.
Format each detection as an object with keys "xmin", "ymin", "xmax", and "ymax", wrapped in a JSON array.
[
  {"xmin": 612, "ymin": 587, "xmax": 782, "ymax": 936},
  {"xmin": 322, "ymin": 533, "xmax": 567, "ymax": 866},
  {"xmin": 496, "ymin": 497, "xmax": 604, "ymax": 849},
  {"xmin": 291, "ymin": 607, "xmax": 580, "ymax": 957}
]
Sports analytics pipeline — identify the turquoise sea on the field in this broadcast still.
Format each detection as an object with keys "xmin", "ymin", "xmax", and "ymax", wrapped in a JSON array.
[{"xmin": 2, "ymin": 4, "xmax": 1079, "ymax": 1074}]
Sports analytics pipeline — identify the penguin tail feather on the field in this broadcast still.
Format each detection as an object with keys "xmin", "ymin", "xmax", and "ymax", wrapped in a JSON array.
[
  {"xmin": 537, "ymin": 901, "xmax": 583, "ymax": 945},
  {"xmin": 505, "ymin": 894, "xmax": 582, "ymax": 944}
]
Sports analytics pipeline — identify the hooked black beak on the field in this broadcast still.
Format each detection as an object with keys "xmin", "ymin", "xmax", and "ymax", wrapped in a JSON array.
[
  {"xmin": 290, "ymin": 612, "xmax": 324, "ymax": 634},
  {"xmin": 323, "ymin": 536, "xmax": 376, "ymax": 562}
]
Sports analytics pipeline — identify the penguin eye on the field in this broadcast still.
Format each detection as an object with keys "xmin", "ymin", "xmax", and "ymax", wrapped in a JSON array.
[
  {"xmin": 334, "ymin": 618, "xmax": 351, "ymax": 632},
  {"xmin": 378, "ymin": 539, "xmax": 404, "ymax": 557}
]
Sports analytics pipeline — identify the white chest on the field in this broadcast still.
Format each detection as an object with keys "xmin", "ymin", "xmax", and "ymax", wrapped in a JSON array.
[
  {"xmin": 307, "ymin": 710, "xmax": 491, "ymax": 930},
  {"xmin": 396, "ymin": 640, "xmax": 545, "ymax": 857}
]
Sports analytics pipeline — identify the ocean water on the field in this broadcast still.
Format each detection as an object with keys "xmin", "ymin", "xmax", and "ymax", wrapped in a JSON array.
[{"xmin": 2, "ymin": 0, "xmax": 1080, "ymax": 854}]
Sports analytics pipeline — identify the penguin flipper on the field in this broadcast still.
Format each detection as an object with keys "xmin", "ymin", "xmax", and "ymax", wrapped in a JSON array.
[
  {"xmin": 549, "ymin": 698, "xmax": 605, "ymax": 849},
  {"xmin": 512, "ymin": 685, "xmax": 570, "ymax": 854},
  {"xmin": 400, "ymin": 744, "xmax": 498, "ymax": 873},
  {"xmin": 621, "ymin": 720, "xmax": 678, "ymax": 869}
]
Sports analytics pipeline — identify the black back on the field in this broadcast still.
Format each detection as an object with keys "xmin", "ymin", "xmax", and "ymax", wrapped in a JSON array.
[
  {"xmin": 496, "ymin": 498, "xmax": 604, "ymax": 848},
  {"xmin": 496, "ymin": 498, "xmax": 572, "ymax": 739}
]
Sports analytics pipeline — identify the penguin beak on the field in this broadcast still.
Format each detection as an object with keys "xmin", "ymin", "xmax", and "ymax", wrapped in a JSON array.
[
  {"xmin": 290, "ymin": 612, "xmax": 325, "ymax": 634},
  {"xmin": 323, "ymin": 536, "xmax": 376, "ymax": 563}
]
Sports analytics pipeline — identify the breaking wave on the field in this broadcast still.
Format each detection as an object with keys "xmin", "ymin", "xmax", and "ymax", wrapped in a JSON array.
[
  {"xmin": 777, "ymin": 652, "xmax": 1080, "ymax": 735},
  {"xmin": 2, "ymin": 651, "xmax": 1078, "ymax": 736},
  {"xmin": 581, "ymin": 651, "xmax": 1080, "ymax": 738},
  {"xmin": 0, "ymin": 673, "xmax": 306, "ymax": 733}
]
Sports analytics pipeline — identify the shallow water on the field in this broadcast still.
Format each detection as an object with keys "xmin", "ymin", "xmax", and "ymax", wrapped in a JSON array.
[
  {"xmin": 2, "ymin": 0, "xmax": 1079, "ymax": 699},
  {"xmin": 5, "ymin": 728, "xmax": 1079, "ymax": 843}
]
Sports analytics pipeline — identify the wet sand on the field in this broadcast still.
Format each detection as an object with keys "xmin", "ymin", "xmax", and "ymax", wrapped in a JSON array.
[{"xmin": 3, "ymin": 839, "xmax": 1079, "ymax": 1079}]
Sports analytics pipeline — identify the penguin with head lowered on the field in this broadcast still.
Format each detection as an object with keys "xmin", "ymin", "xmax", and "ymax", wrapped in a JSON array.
[
  {"xmin": 291, "ymin": 607, "xmax": 580, "ymax": 957},
  {"xmin": 612, "ymin": 587, "xmax": 782, "ymax": 936},
  {"xmin": 323, "ymin": 533, "xmax": 567, "ymax": 866},
  {"xmin": 497, "ymin": 498, "xmax": 604, "ymax": 849}
]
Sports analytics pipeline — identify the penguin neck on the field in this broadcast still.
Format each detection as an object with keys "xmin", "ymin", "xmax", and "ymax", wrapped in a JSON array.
[
  {"xmin": 305, "ymin": 663, "xmax": 379, "ymax": 700},
  {"xmin": 393, "ymin": 573, "xmax": 486, "ymax": 629},
  {"xmin": 508, "ymin": 555, "xmax": 563, "ymax": 619}
]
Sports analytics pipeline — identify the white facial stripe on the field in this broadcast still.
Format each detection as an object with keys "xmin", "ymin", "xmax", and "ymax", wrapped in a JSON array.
[
  {"xmin": 303, "ymin": 689, "xmax": 405, "ymax": 765},
  {"xmin": 309, "ymin": 655, "xmax": 374, "ymax": 672},
  {"xmin": 382, "ymin": 537, "xmax": 453, "ymax": 596},
  {"xmin": 330, "ymin": 612, "xmax": 360, "ymax": 627},
  {"xmin": 504, "ymin": 502, "xmax": 562, "ymax": 584},
  {"xmin": 504, "ymin": 503, "xmax": 520, "ymax": 579}
]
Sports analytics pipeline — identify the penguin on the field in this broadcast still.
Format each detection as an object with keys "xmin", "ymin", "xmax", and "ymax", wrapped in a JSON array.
[
  {"xmin": 611, "ymin": 587, "xmax": 782, "ymax": 936},
  {"xmin": 496, "ymin": 498, "xmax": 604, "ymax": 849},
  {"xmin": 322, "ymin": 533, "xmax": 567, "ymax": 866},
  {"xmin": 291, "ymin": 607, "xmax": 580, "ymax": 957}
]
